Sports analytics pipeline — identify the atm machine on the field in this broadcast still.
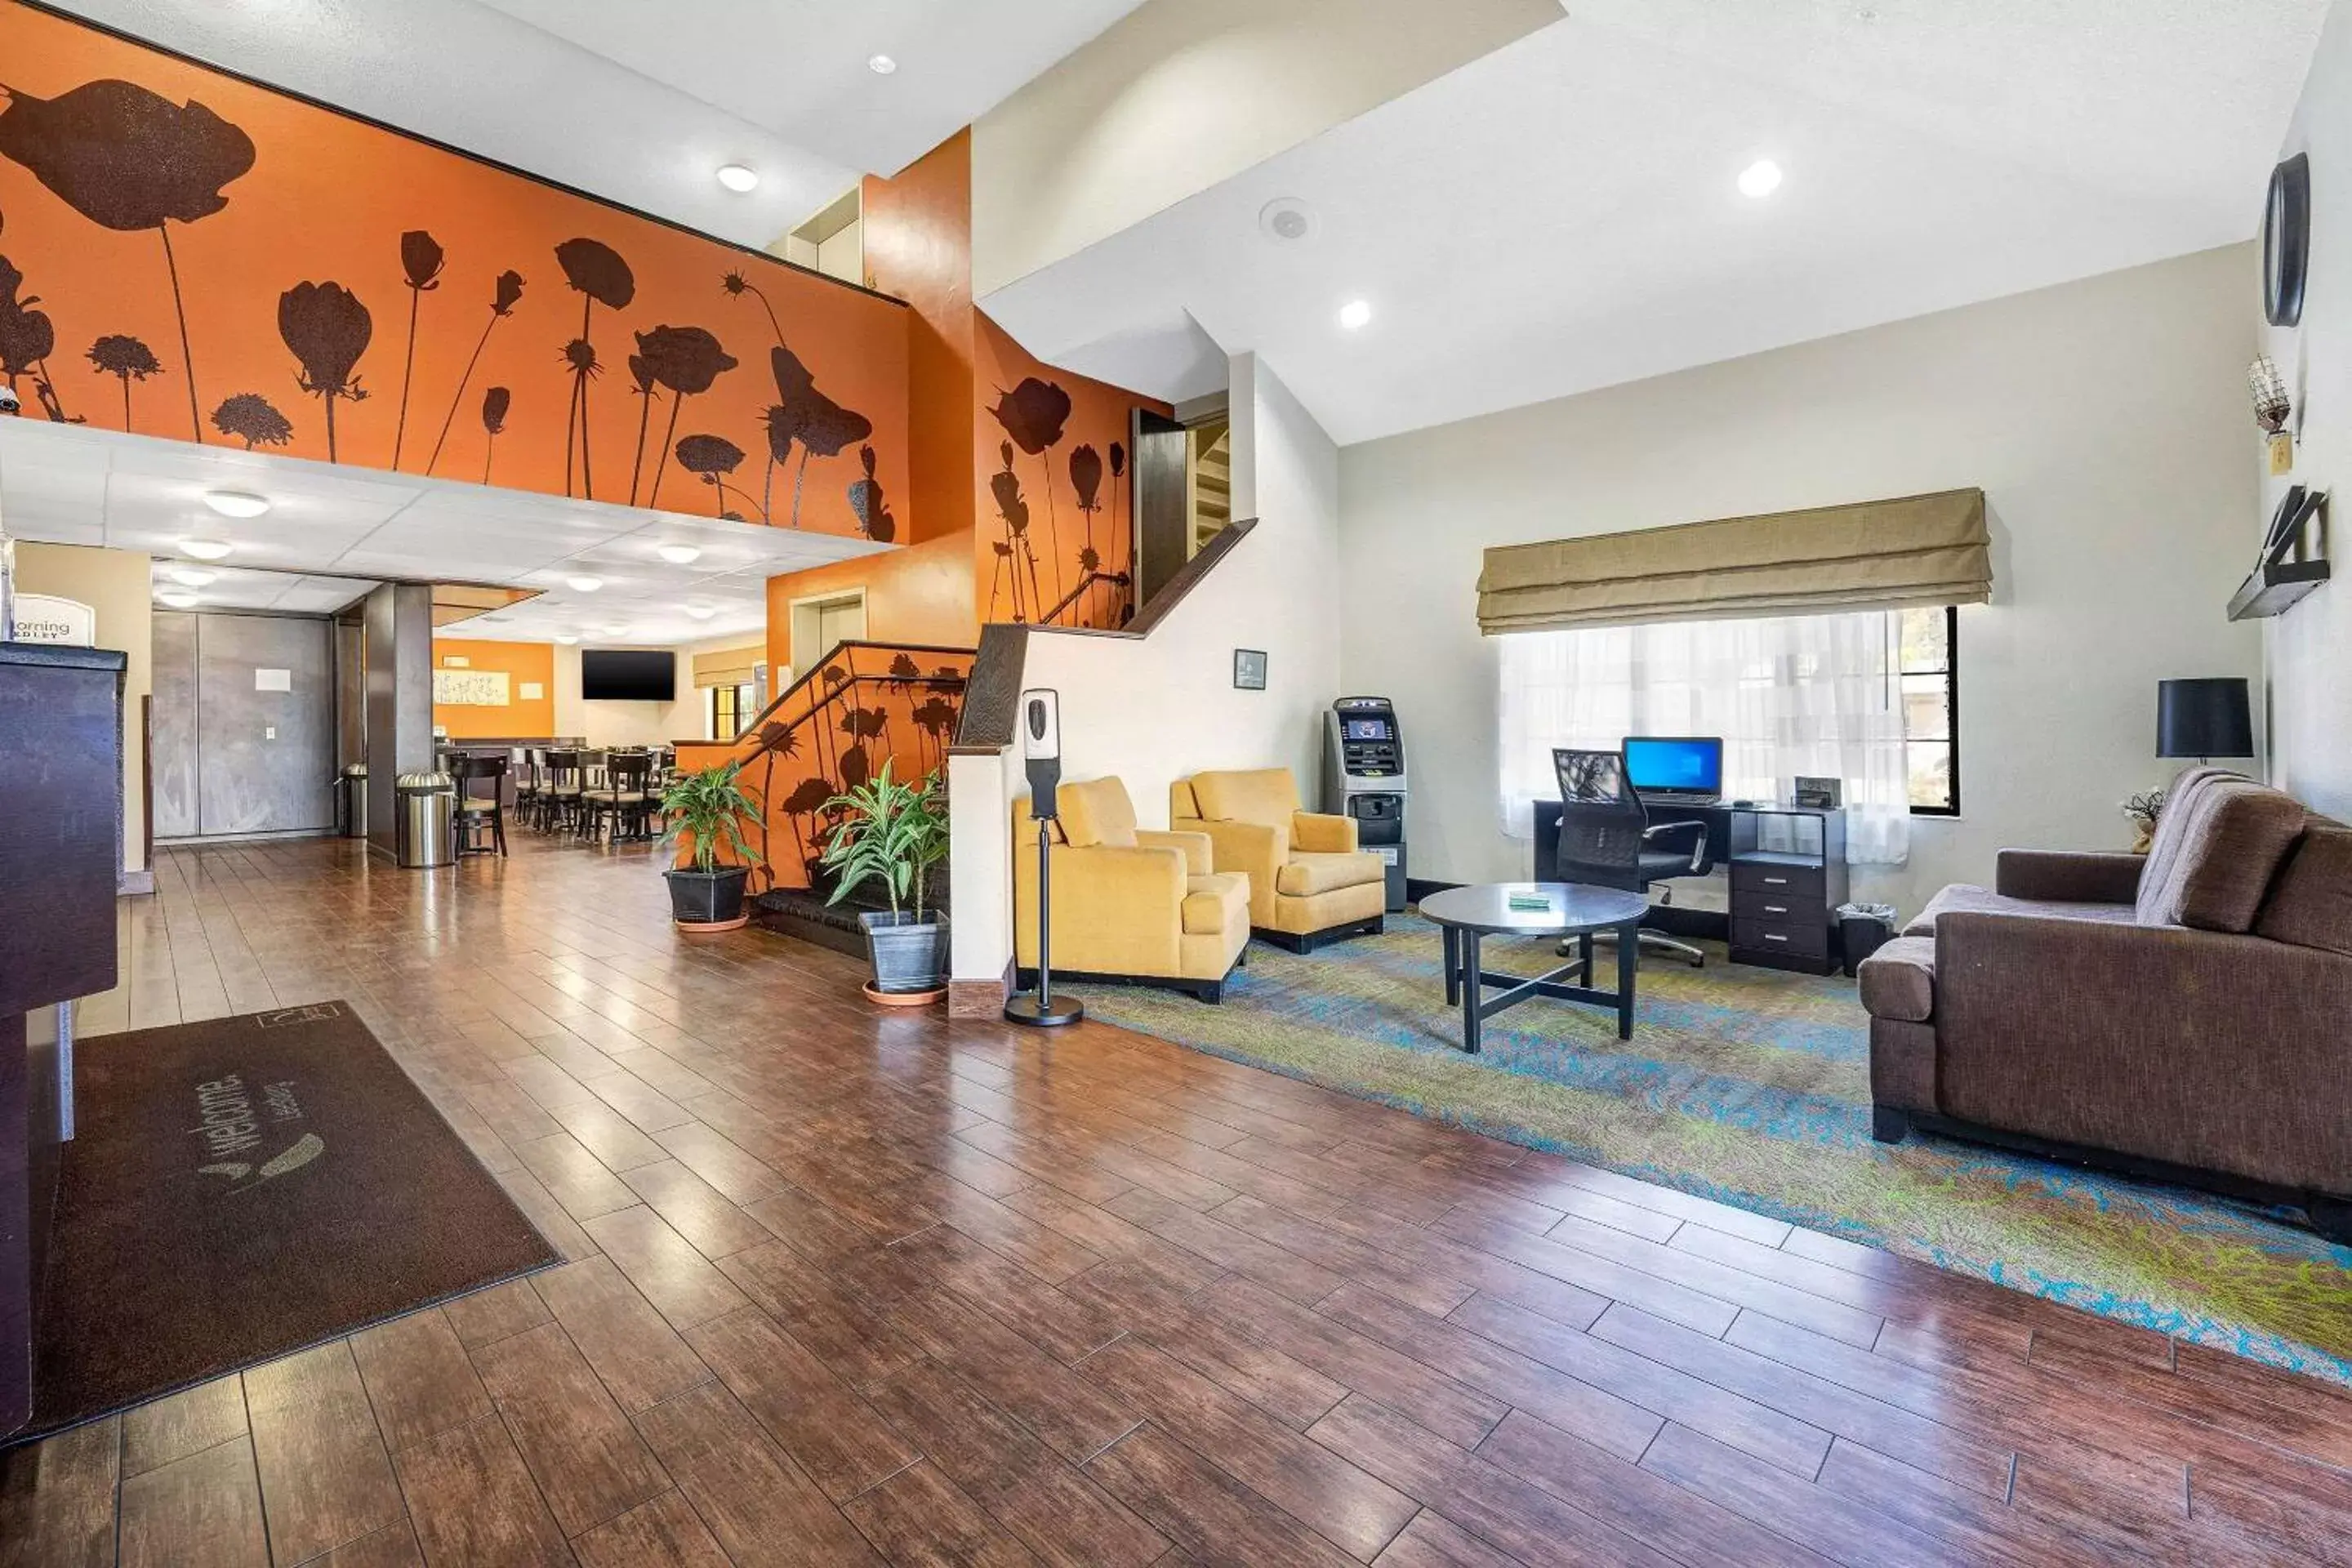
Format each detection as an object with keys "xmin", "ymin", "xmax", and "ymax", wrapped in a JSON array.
[{"xmin": 1322, "ymin": 697, "xmax": 1408, "ymax": 912}]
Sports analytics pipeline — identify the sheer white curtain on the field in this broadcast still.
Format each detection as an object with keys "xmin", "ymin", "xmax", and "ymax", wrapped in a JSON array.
[{"xmin": 1498, "ymin": 610, "xmax": 1910, "ymax": 865}]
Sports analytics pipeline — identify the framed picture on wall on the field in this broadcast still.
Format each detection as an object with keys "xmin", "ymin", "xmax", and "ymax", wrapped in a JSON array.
[{"xmin": 1233, "ymin": 648, "xmax": 1268, "ymax": 690}]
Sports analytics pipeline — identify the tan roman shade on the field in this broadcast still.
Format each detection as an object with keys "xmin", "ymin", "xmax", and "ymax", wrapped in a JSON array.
[
  {"xmin": 691, "ymin": 643, "xmax": 763, "ymax": 688},
  {"xmin": 1477, "ymin": 488, "xmax": 1990, "ymax": 635}
]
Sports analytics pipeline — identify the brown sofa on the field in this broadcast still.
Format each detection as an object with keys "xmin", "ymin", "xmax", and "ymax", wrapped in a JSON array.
[{"xmin": 1860, "ymin": 768, "xmax": 2352, "ymax": 1241}]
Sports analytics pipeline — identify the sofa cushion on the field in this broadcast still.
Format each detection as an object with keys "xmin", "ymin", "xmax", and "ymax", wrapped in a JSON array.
[
  {"xmin": 2254, "ymin": 824, "xmax": 2352, "ymax": 956},
  {"xmin": 2134, "ymin": 777, "xmax": 2306, "ymax": 933},
  {"xmin": 1276, "ymin": 852, "xmax": 1385, "ymax": 898},
  {"xmin": 2135, "ymin": 766, "xmax": 2234, "ymax": 909},
  {"xmin": 1182, "ymin": 872, "xmax": 1249, "ymax": 936},
  {"xmin": 1058, "ymin": 777, "xmax": 1138, "ymax": 849},
  {"xmin": 1857, "ymin": 936, "xmax": 1936, "ymax": 1022},
  {"xmin": 1192, "ymin": 768, "xmax": 1300, "ymax": 829},
  {"xmin": 1900, "ymin": 884, "xmax": 2137, "ymax": 938}
]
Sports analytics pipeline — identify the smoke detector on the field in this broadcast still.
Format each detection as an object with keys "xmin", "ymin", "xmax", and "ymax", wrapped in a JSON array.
[{"xmin": 1258, "ymin": 198, "xmax": 1315, "ymax": 243}]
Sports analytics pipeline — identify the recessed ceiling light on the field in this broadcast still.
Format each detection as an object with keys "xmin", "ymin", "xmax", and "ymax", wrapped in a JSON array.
[
  {"xmin": 203, "ymin": 489, "xmax": 271, "ymax": 519},
  {"xmin": 657, "ymin": 544, "xmax": 702, "ymax": 565},
  {"xmin": 567, "ymin": 575, "xmax": 604, "ymax": 592},
  {"xmin": 157, "ymin": 589, "xmax": 200, "ymax": 608},
  {"xmin": 179, "ymin": 537, "xmax": 234, "ymax": 560},
  {"xmin": 716, "ymin": 163, "xmax": 760, "ymax": 194},
  {"xmin": 867, "ymin": 53, "xmax": 898, "ymax": 75},
  {"xmin": 167, "ymin": 566, "xmax": 216, "ymax": 586},
  {"xmin": 555, "ymin": 634, "xmax": 580, "ymax": 645},
  {"xmin": 685, "ymin": 603, "xmax": 717, "ymax": 620},
  {"xmin": 1338, "ymin": 298, "xmax": 1372, "ymax": 332},
  {"xmin": 1738, "ymin": 158, "xmax": 1784, "ymax": 199}
]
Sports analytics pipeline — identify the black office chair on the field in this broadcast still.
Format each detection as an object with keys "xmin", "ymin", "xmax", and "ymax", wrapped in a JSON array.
[{"xmin": 1552, "ymin": 747, "xmax": 1713, "ymax": 968}]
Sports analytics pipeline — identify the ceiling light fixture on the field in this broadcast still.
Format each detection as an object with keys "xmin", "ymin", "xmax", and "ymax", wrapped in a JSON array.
[
  {"xmin": 657, "ymin": 543, "xmax": 702, "ymax": 565},
  {"xmin": 555, "ymin": 634, "xmax": 580, "ymax": 645},
  {"xmin": 1738, "ymin": 158, "xmax": 1784, "ymax": 199},
  {"xmin": 167, "ymin": 566, "xmax": 216, "ymax": 586},
  {"xmin": 567, "ymin": 575, "xmax": 604, "ymax": 592},
  {"xmin": 1338, "ymin": 298, "xmax": 1372, "ymax": 332},
  {"xmin": 685, "ymin": 603, "xmax": 716, "ymax": 621},
  {"xmin": 179, "ymin": 537, "xmax": 234, "ymax": 560},
  {"xmin": 157, "ymin": 589, "xmax": 200, "ymax": 608},
  {"xmin": 867, "ymin": 53, "xmax": 898, "ymax": 75},
  {"xmin": 716, "ymin": 163, "xmax": 760, "ymax": 194},
  {"xmin": 203, "ymin": 489, "xmax": 271, "ymax": 519}
]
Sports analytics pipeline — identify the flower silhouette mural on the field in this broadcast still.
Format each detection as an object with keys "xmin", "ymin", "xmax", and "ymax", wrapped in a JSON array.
[
  {"xmin": 1069, "ymin": 442, "xmax": 1103, "ymax": 622},
  {"xmin": 278, "ymin": 280, "xmax": 372, "ymax": 462},
  {"xmin": 1110, "ymin": 441, "xmax": 1130, "ymax": 622},
  {"xmin": 87, "ymin": 332, "xmax": 160, "ymax": 430},
  {"xmin": 761, "ymin": 342, "xmax": 871, "ymax": 528},
  {"xmin": 987, "ymin": 439, "xmax": 1041, "ymax": 621},
  {"xmin": 0, "ymin": 252, "xmax": 73, "ymax": 422},
  {"xmin": 990, "ymin": 376, "xmax": 1074, "ymax": 606},
  {"xmin": 555, "ymin": 237, "xmax": 634, "ymax": 499},
  {"xmin": 479, "ymin": 385, "xmax": 510, "ymax": 483},
  {"xmin": 0, "ymin": 78, "xmax": 256, "ymax": 442},
  {"xmin": 846, "ymin": 444, "xmax": 893, "ymax": 542},
  {"xmin": 427, "ymin": 267, "xmax": 523, "ymax": 476},
  {"xmin": 674, "ymin": 432, "xmax": 746, "ymax": 519},
  {"xmin": 211, "ymin": 391, "xmax": 292, "ymax": 449},
  {"xmin": 631, "ymin": 324, "xmax": 737, "ymax": 508},
  {"xmin": 391, "ymin": 229, "xmax": 443, "ymax": 468}
]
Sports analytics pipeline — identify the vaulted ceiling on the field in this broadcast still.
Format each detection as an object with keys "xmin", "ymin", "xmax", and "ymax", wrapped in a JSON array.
[{"xmin": 981, "ymin": 0, "xmax": 2331, "ymax": 444}]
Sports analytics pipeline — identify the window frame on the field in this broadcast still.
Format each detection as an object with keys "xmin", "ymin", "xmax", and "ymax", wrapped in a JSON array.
[
  {"xmin": 1902, "ymin": 604, "xmax": 1960, "ymax": 817},
  {"xmin": 709, "ymin": 682, "xmax": 747, "ymax": 742}
]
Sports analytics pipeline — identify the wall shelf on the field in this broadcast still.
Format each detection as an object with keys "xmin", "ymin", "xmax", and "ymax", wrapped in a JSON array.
[{"xmin": 2227, "ymin": 557, "xmax": 2331, "ymax": 621}]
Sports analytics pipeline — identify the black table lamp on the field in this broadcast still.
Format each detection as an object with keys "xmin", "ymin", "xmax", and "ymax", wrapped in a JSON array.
[{"xmin": 2157, "ymin": 678, "xmax": 2254, "ymax": 763}]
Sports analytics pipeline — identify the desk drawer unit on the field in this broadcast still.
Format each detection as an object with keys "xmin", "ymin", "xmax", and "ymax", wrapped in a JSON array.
[
  {"xmin": 1731, "ymin": 859, "xmax": 1825, "ymax": 902},
  {"xmin": 1731, "ymin": 914, "xmax": 1830, "ymax": 964}
]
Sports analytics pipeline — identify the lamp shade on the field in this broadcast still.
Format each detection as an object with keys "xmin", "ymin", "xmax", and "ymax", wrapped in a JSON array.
[{"xmin": 2156, "ymin": 678, "xmax": 2254, "ymax": 760}]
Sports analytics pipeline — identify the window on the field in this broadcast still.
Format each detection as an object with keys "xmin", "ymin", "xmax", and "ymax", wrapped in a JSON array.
[
  {"xmin": 708, "ymin": 682, "xmax": 753, "ymax": 741},
  {"xmin": 1900, "ymin": 606, "xmax": 1958, "ymax": 815},
  {"xmin": 1497, "ymin": 609, "xmax": 1918, "ymax": 864}
]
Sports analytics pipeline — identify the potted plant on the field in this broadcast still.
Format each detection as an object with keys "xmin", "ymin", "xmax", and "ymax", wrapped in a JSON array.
[
  {"xmin": 659, "ymin": 760, "xmax": 764, "ymax": 930},
  {"xmin": 818, "ymin": 760, "xmax": 951, "ymax": 1004}
]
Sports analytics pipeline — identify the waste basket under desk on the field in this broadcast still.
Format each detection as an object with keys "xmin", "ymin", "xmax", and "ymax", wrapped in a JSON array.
[{"xmin": 1531, "ymin": 800, "xmax": 1847, "ymax": 975}]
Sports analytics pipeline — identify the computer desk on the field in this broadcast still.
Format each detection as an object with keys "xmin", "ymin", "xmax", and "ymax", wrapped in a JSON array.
[{"xmin": 1531, "ymin": 799, "xmax": 1848, "ymax": 974}]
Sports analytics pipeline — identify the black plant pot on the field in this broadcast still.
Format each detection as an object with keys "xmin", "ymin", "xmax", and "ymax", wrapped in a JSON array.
[
  {"xmin": 666, "ymin": 865, "xmax": 751, "ymax": 926},
  {"xmin": 859, "ymin": 910, "xmax": 947, "ymax": 995}
]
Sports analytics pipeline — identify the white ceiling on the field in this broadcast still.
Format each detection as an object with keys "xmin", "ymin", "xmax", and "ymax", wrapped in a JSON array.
[
  {"xmin": 1, "ymin": 419, "xmax": 884, "ymax": 646},
  {"xmin": 980, "ymin": 0, "xmax": 2331, "ymax": 445},
  {"xmin": 471, "ymin": 0, "xmax": 1148, "ymax": 179},
  {"xmin": 47, "ymin": 0, "xmax": 1139, "ymax": 247}
]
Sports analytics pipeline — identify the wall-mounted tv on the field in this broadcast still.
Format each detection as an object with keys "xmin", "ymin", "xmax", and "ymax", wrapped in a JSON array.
[{"xmin": 581, "ymin": 648, "xmax": 675, "ymax": 702}]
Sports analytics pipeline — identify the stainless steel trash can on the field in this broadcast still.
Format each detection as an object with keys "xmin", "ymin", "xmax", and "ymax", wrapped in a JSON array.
[
  {"xmin": 336, "ymin": 763, "xmax": 368, "ymax": 839},
  {"xmin": 395, "ymin": 771, "xmax": 455, "ymax": 868}
]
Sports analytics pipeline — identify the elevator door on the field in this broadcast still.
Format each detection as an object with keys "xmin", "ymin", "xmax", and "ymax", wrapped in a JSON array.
[{"xmin": 152, "ymin": 611, "xmax": 337, "ymax": 839}]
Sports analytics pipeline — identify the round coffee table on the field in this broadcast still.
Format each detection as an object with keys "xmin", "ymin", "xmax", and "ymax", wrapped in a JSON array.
[{"xmin": 1417, "ymin": 882, "xmax": 1651, "ymax": 1052}]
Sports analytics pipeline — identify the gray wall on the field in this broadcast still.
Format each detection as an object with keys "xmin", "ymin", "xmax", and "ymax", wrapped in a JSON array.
[
  {"xmin": 363, "ymin": 583, "xmax": 434, "ymax": 859},
  {"xmin": 149, "ymin": 610, "xmax": 336, "ymax": 840}
]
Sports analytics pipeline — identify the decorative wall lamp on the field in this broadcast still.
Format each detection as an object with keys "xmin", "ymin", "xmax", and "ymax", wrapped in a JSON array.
[{"xmin": 2248, "ymin": 355, "xmax": 2294, "ymax": 476}]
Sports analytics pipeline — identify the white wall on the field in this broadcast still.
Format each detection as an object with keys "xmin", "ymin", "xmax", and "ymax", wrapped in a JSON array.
[
  {"xmin": 951, "ymin": 353, "xmax": 1343, "ymax": 982},
  {"xmin": 2265, "ymin": 2, "xmax": 2352, "ymax": 818},
  {"xmin": 970, "ymin": 0, "xmax": 1558, "ymax": 296},
  {"xmin": 1339, "ymin": 245, "xmax": 2263, "ymax": 917}
]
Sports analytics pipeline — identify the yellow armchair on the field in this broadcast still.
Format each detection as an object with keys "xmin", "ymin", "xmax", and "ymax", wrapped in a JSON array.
[
  {"xmin": 1170, "ymin": 768, "xmax": 1388, "ymax": 951},
  {"xmin": 1012, "ymin": 777, "xmax": 1249, "ymax": 1002}
]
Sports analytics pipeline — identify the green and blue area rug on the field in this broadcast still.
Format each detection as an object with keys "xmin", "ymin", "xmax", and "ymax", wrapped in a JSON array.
[{"xmin": 1083, "ymin": 912, "xmax": 2352, "ymax": 1388}]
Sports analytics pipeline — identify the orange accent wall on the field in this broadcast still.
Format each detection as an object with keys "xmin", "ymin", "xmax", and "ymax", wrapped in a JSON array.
[
  {"xmin": 0, "ymin": 0, "xmax": 906, "ymax": 535},
  {"xmin": 861, "ymin": 131, "xmax": 974, "ymax": 547},
  {"xmin": 975, "ymin": 312, "xmax": 1163, "ymax": 630},
  {"xmin": 764, "ymin": 533, "xmax": 979, "ymax": 682},
  {"xmin": 431, "ymin": 638, "xmax": 555, "ymax": 738}
]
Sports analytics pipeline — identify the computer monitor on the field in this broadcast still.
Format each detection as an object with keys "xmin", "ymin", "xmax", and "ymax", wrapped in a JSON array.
[{"xmin": 1624, "ymin": 736, "xmax": 1722, "ymax": 798}]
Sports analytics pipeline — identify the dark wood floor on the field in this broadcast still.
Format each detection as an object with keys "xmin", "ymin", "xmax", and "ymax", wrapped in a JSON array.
[{"xmin": 5, "ymin": 835, "xmax": 2350, "ymax": 1568}]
